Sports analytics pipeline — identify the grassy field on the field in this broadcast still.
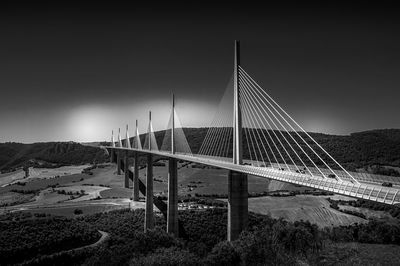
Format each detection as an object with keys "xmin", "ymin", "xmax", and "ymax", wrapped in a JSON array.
[
  {"xmin": 0, "ymin": 165, "xmax": 91, "ymax": 188},
  {"xmin": 0, "ymin": 170, "xmax": 25, "ymax": 187},
  {"xmin": 55, "ymin": 185, "xmax": 110, "ymax": 202},
  {"xmin": 244, "ymin": 195, "xmax": 367, "ymax": 228},
  {"xmin": 100, "ymin": 187, "xmax": 133, "ymax": 199},
  {"xmin": 20, "ymin": 203, "xmax": 127, "ymax": 218},
  {"xmin": 0, "ymin": 191, "xmax": 35, "ymax": 206},
  {"xmin": 69, "ymin": 164, "xmax": 124, "ymax": 188},
  {"xmin": 34, "ymin": 189, "xmax": 72, "ymax": 205},
  {"xmin": 0, "ymin": 173, "xmax": 92, "ymax": 194}
]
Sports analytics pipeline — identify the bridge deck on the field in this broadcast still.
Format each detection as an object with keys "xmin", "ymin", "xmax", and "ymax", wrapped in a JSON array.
[{"xmin": 105, "ymin": 146, "xmax": 400, "ymax": 206}]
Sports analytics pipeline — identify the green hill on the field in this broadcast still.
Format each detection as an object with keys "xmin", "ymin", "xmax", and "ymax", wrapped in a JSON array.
[
  {"xmin": 0, "ymin": 142, "xmax": 108, "ymax": 171},
  {"xmin": 1, "ymin": 128, "xmax": 399, "ymax": 174}
]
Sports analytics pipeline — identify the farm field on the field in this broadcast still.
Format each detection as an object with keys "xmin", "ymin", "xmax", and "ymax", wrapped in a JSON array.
[
  {"xmin": 68, "ymin": 164, "xmax": 124, "ymax": 188},
  {"xmin": 0, "ymin": 162, "xmax": 376, "ymax": 229},
  {"xmin": 100, "ymin": 187, "xmax": 132, "ymax": 199},
  {"xmin": 242, "ymin": 195, "xmax": 367, "ymax": 228},
  {"xmin": 0, "ymin": 173, "xmax": 92, "ymax": 194},
  {"xmin": 0, "ymin": 191, "xmax": 35, "ymax": 206},
  {"xmin": 54, "ymin": 185, "xmax": 110, "ymax": 202},
  {"xmin": 33, "ymin": 189, "xmax": 72, "ymax": 205},
  {"xmin": 19, "ymin": 204, "xmax": 128, "ymax": 218},
  {"xmin": 0, "ymin": 165, "xmax": 91, "ymax": 188},
  {"xmin": 0, "ymin": 170, "xmax": 25, "ymax": 187},
  {"xmin": 8, "ymin": 198, "xmax": 134, "ymax": 217}
]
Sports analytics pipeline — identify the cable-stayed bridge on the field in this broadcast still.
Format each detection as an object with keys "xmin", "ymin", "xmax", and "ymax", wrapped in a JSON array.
[{"xmin": 104, "ymin": 41, "xmax": 400, "ymax": 241}]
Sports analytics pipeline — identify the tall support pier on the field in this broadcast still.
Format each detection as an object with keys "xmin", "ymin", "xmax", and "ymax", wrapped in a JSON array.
[
  {"xmin": 124, "ymin": 125, "xmax": 130, "ymax": 188},
  {"xmin": 145, "ymin": 111, "xmax": 154, "ymax": 231},
  {"xmin": 167, "ymin": 94, "xmax": 179, "ymax": 236},
  {"xmin": 117, "ymin": 128, "xmax": 122, "ymax": 175},
  {"xmin": 110, "ymin": 130, "xmax": 115, "ymax": 163},
  {"xmin": 124, "ymin": 150, "xmax": 130, "ymax": 188},
  {"xmin": 228, "ymin": 40, "xmax": 248, "ymax": 241},
  {"xmin": 132, "ymin": 151, "xmax": 139, "ymax": 201},
  {"xmin": 132, "ymin": 120, "xmax": 140, "ymax": 201}
]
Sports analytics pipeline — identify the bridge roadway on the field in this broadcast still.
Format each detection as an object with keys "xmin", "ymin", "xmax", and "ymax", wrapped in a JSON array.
[{"xmin": 105, "ymin": 146, "xmax": 400, "ymax": 206}]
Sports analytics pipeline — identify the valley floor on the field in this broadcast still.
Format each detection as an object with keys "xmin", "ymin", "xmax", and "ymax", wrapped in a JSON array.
[{"xmin": 0, "ymin": 162, "xmax": 391, "ymax": 228}]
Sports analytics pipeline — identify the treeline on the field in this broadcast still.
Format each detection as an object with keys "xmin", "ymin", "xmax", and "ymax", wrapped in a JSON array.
[
  {"xmin": 329, "ymin": 198, "xmax": 400, "ymax": 220},
  {"xmin": 327, "ymin": 199, "xmax": 367, "ymax": 219},
  {"xmin": 0, "ymin": 217, "xmax": 100, "ymax": 265},
  {"xmin": 327, "ymin": 220, "xmax": 400, "ymax": 245}
]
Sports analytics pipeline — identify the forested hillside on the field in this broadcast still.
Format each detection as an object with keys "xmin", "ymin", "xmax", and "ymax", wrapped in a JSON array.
[
  {"xmin": 1, "ymin": 129, "xmax": 399, "ymax": 173},
  {"xmin": 3, "ymin": 208, "xmax": 400, "ymax": 265},
  {"xmin": 0, "ymin": 142, "xmax": 108, "ymax": 171}
]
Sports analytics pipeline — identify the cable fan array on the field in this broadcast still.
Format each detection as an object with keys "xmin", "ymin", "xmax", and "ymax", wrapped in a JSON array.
[
  {"xmin": 143, "ymin": 119, "xmax": 159, "ymax": 151},
  {"xmin": 161, "ymin": 108, "xmax": 193, "ymax": 155},
  {"xmin": 238, "ymin": 66, "xmax": 359, "ymax": 184},
  {"xmin": 198, "ymin": 67, "xmax": 359, "ymax": 184},
  {"xmin": 198, "ymin": 75, "xmax": 233, "ymax": 160}
]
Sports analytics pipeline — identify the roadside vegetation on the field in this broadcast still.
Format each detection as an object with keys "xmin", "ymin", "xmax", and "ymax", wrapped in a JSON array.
[
  {"xmin": 0, "ymin": 216, "xmax": 100, "ymax": 265},
  {"xmin": 2, "ymin": 206, "xmax": 400, "ymax": 265},
  {"xmin": 328, "ymin": 198, "xmax": 400, "ymax": 220}
]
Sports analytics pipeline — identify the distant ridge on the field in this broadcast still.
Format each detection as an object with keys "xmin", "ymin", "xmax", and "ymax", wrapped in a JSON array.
[
  {"xmin": 1, "ymin": 129, "xmax": 399, "ymax": 174},
  {"xmin": 0, "ymin": 142, "xmax": 108, "ymax": 171}
]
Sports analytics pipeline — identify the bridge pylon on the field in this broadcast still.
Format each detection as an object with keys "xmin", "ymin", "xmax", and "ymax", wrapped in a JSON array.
[
  {"xmin": 117, "ymin": 128, "xmax": 122, "ymax": 175},
  {"xmin": 168, "ymin": 93, "xmax": 179, "ymax": 236},
  {"xmin": 145, "ymin": 111, "xmax": 154, "ymax": 231},
  {"xmin": 228, "ymin": 40, "xmax": 248, "ymax": 241},
  {"xmin": 124, "ymin": 150, "xmax": 130, "ymax": 188},
  {"xmin": 110, "ymin": 130, "xmax": 115, "ymax": 163},
  {"xmin": 125, "ymin": 124, "xmax": 131, "ymax": 149},
  {"xmin": 132, "ymin": 120, "xmax": 140, "ymax": 201},
  {"xmin": 124, "ymin": 125, "xmax": 131, "ymax": 188},
  {"xmin": 233, "ymin": 40, "xmax": 242, "ymax": 165}
]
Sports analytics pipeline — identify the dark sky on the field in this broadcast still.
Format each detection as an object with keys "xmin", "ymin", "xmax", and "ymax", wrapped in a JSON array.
[{"xmin": 1, "ymin": 2, "xmax": 399, "ymax": 143}]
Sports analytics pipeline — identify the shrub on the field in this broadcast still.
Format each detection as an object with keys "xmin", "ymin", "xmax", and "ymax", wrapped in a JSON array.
[
  {"xmin": 131, "ymin": 247, "xmax": 200, "ymax": 266},
  {"xmin": 74, "ymin": 209, "xmax": 83, "ymax": 215}
]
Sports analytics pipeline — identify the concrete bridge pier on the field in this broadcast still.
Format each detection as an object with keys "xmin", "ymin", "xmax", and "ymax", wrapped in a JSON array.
[
  {"xmin": 117, "ymin": 151, "xmax": 122, "ymax": 175},
  {"xmin": 132, "ymin": 152, "xmax": 139, "ymax": 201},
  {"xmin": 144, "ymin": 153, "xmax": 154, "ymax": 232},
  {"xmin": 167, "ymin": 158, "xmax": 178, "ymax": 236},
  {"xmin": 228, "ymin": 170, "xmax": 248, "ymax": 241},
  {"xmin": 124, "ymin": 150, "xmax": 129, "ymax": 188},
  {"xmin": 110, "ymin": 149, "xmax": 115, "ymax": 163}
]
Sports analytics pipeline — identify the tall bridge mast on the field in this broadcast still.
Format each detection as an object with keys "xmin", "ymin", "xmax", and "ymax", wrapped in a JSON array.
[
  {"xmin": 229, "ymin": 40, "xmax": 248, "ymax": 241},
  {"xmin": 233, "ymin": 40, "xmax": 243, "ymax": 165}
]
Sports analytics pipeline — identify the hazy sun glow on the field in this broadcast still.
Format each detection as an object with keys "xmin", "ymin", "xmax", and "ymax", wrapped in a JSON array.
[
  {"xmin": 67, "ymin": 106, "xmax": 111, "ymax": 142},
  {"xmin": 63, "ymin": 99, "xmax": 218, "ymax": 143}
]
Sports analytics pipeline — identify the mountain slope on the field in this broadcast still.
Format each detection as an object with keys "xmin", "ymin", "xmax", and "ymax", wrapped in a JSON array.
[{"xmin": 0, "ymin": 142, "xmax": 108, "ymax": 171}]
